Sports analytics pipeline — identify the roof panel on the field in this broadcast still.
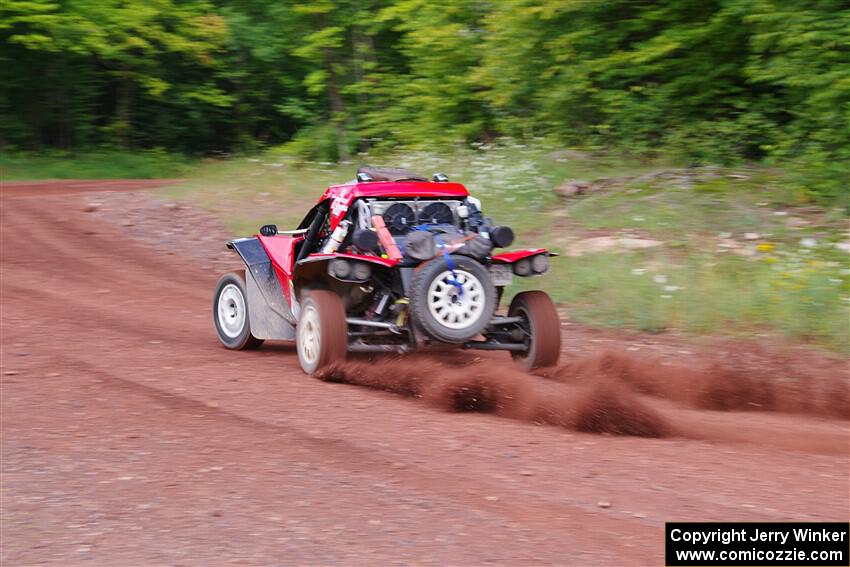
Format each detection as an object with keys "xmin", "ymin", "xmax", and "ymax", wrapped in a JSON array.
[{"xmin": 321, "ymin": 181, "xmax": 469, "ymax": 201}]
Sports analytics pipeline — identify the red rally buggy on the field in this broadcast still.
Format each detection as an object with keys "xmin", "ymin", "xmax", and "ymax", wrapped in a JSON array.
[{"xmin": 213, "ymin": 167, "xmax": 561, "ymax": 375}]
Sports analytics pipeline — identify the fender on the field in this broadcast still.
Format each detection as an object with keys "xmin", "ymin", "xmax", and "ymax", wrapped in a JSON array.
[
  {"xmin": 227, "ymin": 238, "xmax": 296, "ymax": 339},
  {"xmin": 491, "ymin": 248, "xmax": 557, "ymax": 263}
]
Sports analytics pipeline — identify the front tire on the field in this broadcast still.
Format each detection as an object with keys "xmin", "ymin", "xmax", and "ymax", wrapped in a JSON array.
[
  {"xmin": 213, "ymin": 272, "xmax": 264, "ymax": 350},
  {"xmin": 508, "ymin": 291, "xmax": 561, "ymax": 371},
  {"xmin": 296, "ymin": 290, "xmax": 348, "ymax": 375}
]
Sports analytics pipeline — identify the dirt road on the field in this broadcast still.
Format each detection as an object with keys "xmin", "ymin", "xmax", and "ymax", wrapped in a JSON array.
[{"xmin": 1, "ymin": 181, "xmax": 848, "ymax": 565}]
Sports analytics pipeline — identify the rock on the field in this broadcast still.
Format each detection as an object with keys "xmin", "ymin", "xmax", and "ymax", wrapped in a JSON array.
[
  {"xmin": 549, "ymin": 149, "xmax": 590, "ymax": 161},
  {"xmin": 3, "ymin": 370, "xmax": 19, "ymax": 376},
  {"xmin": 716, "ymin": 238, "xmax": 754, "ymax": 257},
  {"xmin": 744, "ymin": 232, "xmax": 760, "ymax": 240},
  {"xmin": 520, "ymin": 470, "xmax": 535, "ymax": 476},
  {"xmin": 597, "ymin": 501, "xmax": 612, "ymax": 509},
  {"xmin": 555, "ymin": 179, "xmax": 591, "ymax": 198},
  {"xmin": 83, "ymin": 203, "xmax": 102, "ymax": 213},
  {"xmin": 163, "ymin": 202, "xmax": 180, "ymax": 211},
  {"xmin": 485, "ymin": 495, "xmax": 500, "ymax": 502},
  {"xmin": 785, "ymin": 217, "xmax": 810, "ymax": 229},
  {"xmin": 568, "ymin": 236, "xmax": 663, "ymax": 257}
]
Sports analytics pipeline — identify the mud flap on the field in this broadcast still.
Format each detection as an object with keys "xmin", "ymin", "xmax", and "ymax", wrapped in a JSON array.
[{"xmin": 229, "ymin": 238, "xmax": 296, "ymax": 340}]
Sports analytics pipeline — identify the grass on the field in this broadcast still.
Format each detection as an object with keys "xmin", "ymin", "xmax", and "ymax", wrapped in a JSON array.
[
  {"xmin": 1, "ymin": 149, "xmax": 196, "ymax": 180},
  {"xmin": 160, "ymin": 157, "xmax": 351, "ymax": 234},
  {"xmin": 6, "ymin": 144, "xmax": 848, "ymax": 352}
]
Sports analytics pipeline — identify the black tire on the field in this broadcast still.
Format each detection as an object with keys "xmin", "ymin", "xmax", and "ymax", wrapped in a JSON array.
[
  {"xmin": 410, "ymin": 255, "xmax": 497, "ymax": 343},
  {"xmin": 508, "ymin": 291, "xmax": 561, "ymax": 371},
  {"xmin": 296, "ymin": 290, "xmax": 348, "ymax": 375},
  {"xmin": 213, "ymin": 272, "xmax": 264, "ymax": 350}
]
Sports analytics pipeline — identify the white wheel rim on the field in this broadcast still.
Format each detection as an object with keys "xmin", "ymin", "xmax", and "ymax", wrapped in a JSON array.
[
  {"xmin": 298, "ymin": 304, "xmax": 321, "ymax": 366},
  {"xmin": 426, "ymin": 269, "xmax": 485, "ymax": 330},
  {"xmin": 218, "ymin": 284, "xmax": 247, "ymax": 338}
]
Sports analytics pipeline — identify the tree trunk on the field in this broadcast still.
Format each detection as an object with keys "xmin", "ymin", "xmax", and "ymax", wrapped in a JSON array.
[
  {"xmin": 115, "ymin": 72, "xmax": 132, "ymax": 147},
  {"xmin": 325, "ymin": 56, "xmax": 348, "ymax": 162},
  {"xmin": 352, "ymin": 23, "xmax": 375, "ymax": 153}
]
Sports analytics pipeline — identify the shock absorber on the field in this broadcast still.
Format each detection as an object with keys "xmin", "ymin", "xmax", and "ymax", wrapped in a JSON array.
[{"xmin": 371, "ymin": 215, "xmax": 402, "ymax": 261}]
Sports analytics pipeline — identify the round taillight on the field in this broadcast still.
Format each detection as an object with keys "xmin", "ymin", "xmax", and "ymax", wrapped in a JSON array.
[
  {"xmin": 514, "ymin": 258, "xmax": 531, "ymax": 276},
  {"xmin": 330, "ymin": 259, "xmax": 352, "ymax": 279},
  {"xmin": 352, "ymin": 262, "xmax": 372, "ymax": 281},
  {"xmin": 531, "ymin": 254, "xmax": 549, "ymax": 274}
]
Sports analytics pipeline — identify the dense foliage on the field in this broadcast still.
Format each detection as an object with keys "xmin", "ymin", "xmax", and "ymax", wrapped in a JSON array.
[{"xmin": 1, "ymin": 0, "xmax": 847, "ymax": 199}]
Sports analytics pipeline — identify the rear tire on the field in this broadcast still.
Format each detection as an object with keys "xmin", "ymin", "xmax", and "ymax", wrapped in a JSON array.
[
  {"xmin": 508, "ymin": 291, "xmax": 561, "ymax": 371},
  {"xmin": 213, "ymin": 272, "xmax": 264, "ymax": 350},
  {"xmin": 296, "ymin": 290, "xmax": 348, "ymax": 375}
]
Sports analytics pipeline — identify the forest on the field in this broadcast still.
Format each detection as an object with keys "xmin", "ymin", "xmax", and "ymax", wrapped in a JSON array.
[{"xmin": 1, "ymin": 0, "xmax": 848, "ymax": 201}]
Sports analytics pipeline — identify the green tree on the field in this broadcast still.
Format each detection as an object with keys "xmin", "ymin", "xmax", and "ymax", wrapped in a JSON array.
[
  {"xmin": 744, "ymin": 0, "xmax": 850, "ymax": 201},
  {"xmin": 364, "ymin": 0, "xmax": 491, "ymax": 146}
]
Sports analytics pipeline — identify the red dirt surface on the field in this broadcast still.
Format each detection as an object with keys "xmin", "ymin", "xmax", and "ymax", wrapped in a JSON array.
[{"xmin": 1, "ymin": 180, "xmax": 848, "ymax": 565}]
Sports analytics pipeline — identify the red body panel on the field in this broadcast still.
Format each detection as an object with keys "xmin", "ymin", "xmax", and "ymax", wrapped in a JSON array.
[
  {"xmin": 321, "ymin": 181, "xmax": 469, "ymax": 231},
  {"xmin": 257, "ymin": 234, "xmax": 300, "ymax": 303},
  {"xmin": 258, "ymin": 234, "xmax": 298, "ymax": 272},
  {"xmin": 491, "ymin": 249, "xmax": 548, "ymax": 263}
]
